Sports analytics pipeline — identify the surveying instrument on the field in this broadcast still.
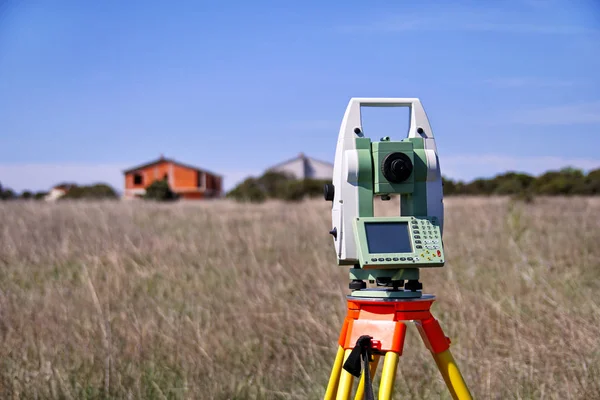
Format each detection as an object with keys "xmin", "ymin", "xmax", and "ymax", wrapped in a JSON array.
[{"xmin": 323, "ymin": 98, "xmax": 472, "ymax": 399}]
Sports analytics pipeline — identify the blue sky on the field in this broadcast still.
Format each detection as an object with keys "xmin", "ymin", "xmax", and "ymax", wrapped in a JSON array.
[{"xmin": 1, "ymin": 0, "xmax": 599, "ymax": 193}]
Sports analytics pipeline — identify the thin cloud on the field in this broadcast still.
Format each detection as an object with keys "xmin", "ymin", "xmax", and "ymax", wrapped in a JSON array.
[
  {"xmin": 511, "ymin": 101, "xmax": 600, "ymax": 125},
  {"xmin": 442, "ymin": 154, "xmax": 600, "ymax": 181},
  {"xmin": 337, "ymin": 10, "xmax": 599, "ymax": 35},
  {"xmin": 288, "ymin": 120, "xmax": 338, "ymax": 131},
  {"xmin": 482, "ymin": 77, "xmax": 579, "ymax": 88}
]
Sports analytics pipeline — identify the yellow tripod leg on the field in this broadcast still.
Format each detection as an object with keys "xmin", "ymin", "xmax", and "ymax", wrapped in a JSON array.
[
  {"xmin": 324, "ymin": 346, "xmax": 346, "ymax": 400},
  {"xmin": 353, "ymin": 355, "xmax": 380, "ymax": 400},
  {"xmin": 378, "ymin": 352, "xmax": 399, "ymax": 400},
  {"xmin": 335, "ymin": 349, "xmax": 355, "ymax": 400},
  {"xmin": 432, "ymin": 349, "xmax": 472, "ymax": 400}
]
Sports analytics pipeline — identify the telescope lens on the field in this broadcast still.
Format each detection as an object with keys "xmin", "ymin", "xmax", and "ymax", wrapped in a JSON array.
[{"xmin": 382, "ymin": 152, "xmax": 413, "ymax": 183}]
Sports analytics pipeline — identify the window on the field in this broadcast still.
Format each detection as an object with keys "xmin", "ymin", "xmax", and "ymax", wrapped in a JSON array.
[{"xmin": 133, "ymin": 173, "xmax": 143, "ymax": 185}]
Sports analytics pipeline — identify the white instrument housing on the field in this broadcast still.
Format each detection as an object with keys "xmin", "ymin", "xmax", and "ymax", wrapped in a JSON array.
[{"xmin": 331, "ymin": 98, "xmax": 444, "ymax": 264}]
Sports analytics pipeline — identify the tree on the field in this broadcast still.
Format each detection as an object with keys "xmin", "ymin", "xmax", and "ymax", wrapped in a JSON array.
[
  {"xmin": 226, "ymin": 177, "xmax": 267, "ymax": 203},
  {"xmin": 492, "ymin": 172, "xmax": 535, "ymax": 195},
  {"xmin": 0, "ymin": 189, "xmax": 16, "ymax": 200},
  {"xmin": 60, "ymin": 183, "xmax": 118, "ymax": 200},
  {"xmin": 227, "ymin": 170, "xmax": 332, "ymax": 203},
  {"xmin": 143, "ymin": 179, "xmax": 178, "ymax": 201},
  {"xmin": 0, "ymin": 182, "xmax": 16, "ymax": 201},
  {"xmin": 533, "ymin": 167, "xmax": 585, "ymax": 195},
  {"xmin": 582, "ymin": 168, "xmax": 600, "ymax": 195},
  {"xmin": 442, "ymin": 176, "xmax": 457, "ymax": 195},
  {"xmin": 257, "ymin": 171, "xmax": 294, "ymax": 197}
]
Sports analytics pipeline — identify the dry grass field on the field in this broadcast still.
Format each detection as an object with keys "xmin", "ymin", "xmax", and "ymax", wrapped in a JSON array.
[{"xmin": 1, "ymin": 197, "xmax": 599, "ymax": 399}]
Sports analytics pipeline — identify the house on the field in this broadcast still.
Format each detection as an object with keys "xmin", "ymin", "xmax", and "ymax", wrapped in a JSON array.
[
  {"xmin": 122, "ymin": 156, "xmax": 223, "ymax": 200},
  {"xmin": 267, "ymin": 153, "xmax": 333, "ymax": 180},
  {"xmin": 45, "ymin": 183, "xmax": 77, "ymax": 201}
]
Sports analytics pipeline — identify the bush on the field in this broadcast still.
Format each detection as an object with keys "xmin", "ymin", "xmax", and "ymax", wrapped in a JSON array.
[
  {"xmin": 61, "ymin": 184, "xmax": 118, "ymax": 200},
  {"xmin": 226, "ymin": 178, "xmax": 267, "ymax": 203},
  {"xmin": 0, "ymin": 182, "xmax": 16, "ymax": 201},
  {"xmin": 257, "ymin": 171, "xmax": 294, "ymax": 196},
  {"xmin": 278, "ymin": 180, "xmax": 306, "ymax": 202},
  {"xmin": 583, "ymin": 168, "xmax": 600, "ymax": 194},
  {"xmin": 227, "ymin": 170, "xmax": 331, "ymax": 203},
  {"xmin": 143, "ymin": 179, "xmax": 178, "ymax": 201}
]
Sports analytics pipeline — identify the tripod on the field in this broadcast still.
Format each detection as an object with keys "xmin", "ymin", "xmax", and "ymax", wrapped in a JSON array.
[{"xmin": 324, "ymin": 295, "xmax": 472, "ymax": 400}]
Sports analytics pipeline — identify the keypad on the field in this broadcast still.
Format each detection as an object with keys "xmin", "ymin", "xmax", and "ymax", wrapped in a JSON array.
[{"xmin": 412, "ymin": 218, "xmax": 442, "ymax": 251}]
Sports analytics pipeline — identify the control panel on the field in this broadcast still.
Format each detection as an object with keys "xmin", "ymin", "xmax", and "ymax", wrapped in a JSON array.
[{"xmin": 353, "ymin": 216, "xmax": 445, "ymax": 269}]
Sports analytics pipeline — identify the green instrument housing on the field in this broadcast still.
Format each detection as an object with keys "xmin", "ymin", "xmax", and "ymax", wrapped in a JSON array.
[
  {"xmin": 348, "ymin": 136, "xmax": 444, "ymax": 298},
  {"xmin": 372, "ymin": 140, "xmax": 415, "ymax": 195}
]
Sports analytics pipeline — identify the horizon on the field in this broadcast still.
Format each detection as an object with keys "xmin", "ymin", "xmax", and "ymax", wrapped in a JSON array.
[{"xmin": 1, "ymin": 0, "xmax": 599, "ymax": 193}]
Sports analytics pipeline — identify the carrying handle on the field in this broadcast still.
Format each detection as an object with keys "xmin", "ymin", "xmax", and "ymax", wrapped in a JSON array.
[
  {"xmin": 353, "ymin": 97, "xmax": 421, "ymax": 108},
  {"xmin": 343, "ymin": 98, "xmax": 433, "ymax": 140}
]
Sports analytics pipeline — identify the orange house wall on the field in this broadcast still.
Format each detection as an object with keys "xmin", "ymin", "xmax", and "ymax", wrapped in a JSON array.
[
  {"xmin": 180, "ymin": 192, "xmax": 204, "ymax": 199},
  {"xmin": 172, "ymin": 164, "xmax": 198, "ymax": 189},
  {"xmin": 125, "ymin": 161, "xmax": 222, "ymax": 196},
  {"xmin": 125, "ymin": 162, "xmax": 165, "ymax": 189}
]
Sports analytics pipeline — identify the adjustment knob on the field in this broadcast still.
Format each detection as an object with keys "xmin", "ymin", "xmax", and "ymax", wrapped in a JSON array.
[
  {"xmin": 329, "ymin": 227, "xmax": 337, "ymax": 239},
  {"xmin": 324, "ymin": 183, "xmax": 335, "ymax": 201},
  {"xmin": 405, "ymin": 280, "xmax": 423, "ymax": 292},
  {"xmin": 349, "ymin": 280, "xmax": 366, "ymax": 290}
]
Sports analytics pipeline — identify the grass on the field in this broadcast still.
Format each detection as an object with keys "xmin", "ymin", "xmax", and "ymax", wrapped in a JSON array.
[{"xmin": 0, "ymin": 197, "xmax": 599, "ymax": 399}]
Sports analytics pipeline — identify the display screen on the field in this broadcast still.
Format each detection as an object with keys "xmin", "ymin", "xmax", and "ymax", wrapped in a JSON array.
[{"xmin": 365, "ymin": 222, "xmax": 412, "ymax": 254}]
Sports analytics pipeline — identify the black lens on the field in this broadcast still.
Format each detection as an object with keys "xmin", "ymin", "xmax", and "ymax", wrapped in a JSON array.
[{"xmin": 382, "ymin": 152, "xmax": 413, "ymax": 183}]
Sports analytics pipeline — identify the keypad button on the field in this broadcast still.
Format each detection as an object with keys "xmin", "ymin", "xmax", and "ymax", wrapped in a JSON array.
[
  {"xmin": 378, "ymin": 258, "xmax": 385, "ymax": 261},
  {"xmin": 371, "ymin": 258, "xmax": 377, "ymax": 262},
  {"xmin": 400, "ymin": 257, "xmax": 406, "ymax": 261},
  {"xmin": 392, "ymin": 257, "xmax": 399, "ymax": 261},
  {"xmin": 416, "ymin": 245, "xmax": 422, "ymax": 249},
  {"xmin": 385, "ymin": 258, "xmax": 392, "ymax": 261},
  {"xmin": 407, "ymin": 257, "xmax": 413, "ymax": 261}
]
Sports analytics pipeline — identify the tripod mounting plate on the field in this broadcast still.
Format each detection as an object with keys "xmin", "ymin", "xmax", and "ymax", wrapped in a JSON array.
[
  {"xmin": 347, "ymin": 293, "xmax": 435, "ymax": 302},
  {"xmin": 349, "ymin": 288, "xmax": 423, "ymax": 299}
]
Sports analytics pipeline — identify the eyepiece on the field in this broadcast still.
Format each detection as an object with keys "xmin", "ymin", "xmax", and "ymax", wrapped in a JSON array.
[{"xmin": 382, "ymin": 152, "xmax": 413, "ymax": 183}]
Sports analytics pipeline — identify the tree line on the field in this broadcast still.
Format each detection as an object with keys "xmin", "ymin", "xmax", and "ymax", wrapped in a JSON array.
[
  {"xmin": 0, "ymin": 179, "xmax": 177, "ymax": 202},
  {"xmin": 0, "ymin": 182, "xmax": 118, "ymax": 201},
  {"xmin": 227, "ymin": 166, "xmax": 600, "ymax": 203},
  {"xmin": 442, "ymin": 167, "xmax": 600, "ymax": 196},
  {"xmin": 2, "ymin": 166, "xmax": 599, "ymax": 202}
]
